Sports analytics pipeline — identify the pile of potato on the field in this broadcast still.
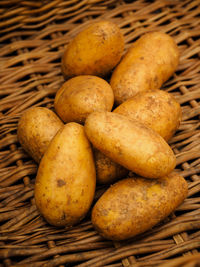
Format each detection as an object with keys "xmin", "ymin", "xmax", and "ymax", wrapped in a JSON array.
[{"xmin": 17, "ymin": 21, "xmax": 188, "ymax": 241}]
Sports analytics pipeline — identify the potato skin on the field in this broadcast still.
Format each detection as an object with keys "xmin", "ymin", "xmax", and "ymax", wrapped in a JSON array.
[
  {"xmin": 92, "ymin": 173, "xmax": 188, "ymax": 240},
  {"xmin": 94, "ymin": 149, "xmax": 128, "ymax": 184},
  {"xmin": 85, "ymin": 112, "xmax": 176, "ymax": 179},
  {"xmin": 35, "ymin": 123, "xmax": 96, "ymax": 227},
  {"xmin": 110, "ymin": 31, "xmax": 179, "ymax": 105},
  {"xmin": 114, "ymin": 90, "xmax": 182, "ymax": 141},
  {"xmin": 54, "ymin": 75, "xmax": 114, "ymax": 123},
  {"xmin": 61, "ymin": 21, "xmax": 124, "ymax": 79},
  {"xmin": 17, "ymin": 107, "xmax": 63, "ymax": 163}
]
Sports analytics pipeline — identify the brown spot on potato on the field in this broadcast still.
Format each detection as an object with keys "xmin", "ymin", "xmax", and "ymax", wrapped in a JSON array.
[
  {"xmin": 67, "ymin": 196, "xmax": 71, "ymax": 205},
  {"xmin": 57, "ymin": 179, "xmax": 66, "ymax": 187},
  {"xmin": 100, "ymin": 208, "xmax": 109, "ymax": 216},
  {"xmin": 61, "ymin": 212, "xmax": 66, "ymax": 221},
  {"xmin": 154, "ymin": 76, "xmax": 159, "ymax": 87}
]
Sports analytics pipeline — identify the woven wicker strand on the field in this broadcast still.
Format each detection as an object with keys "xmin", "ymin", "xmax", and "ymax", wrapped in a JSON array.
[{"xmin": 0, "ymin": 0, "xmax": 200, "ymax": 266}]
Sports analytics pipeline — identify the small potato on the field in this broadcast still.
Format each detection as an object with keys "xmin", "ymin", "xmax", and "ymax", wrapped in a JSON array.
[
  {"xmin": 54, "ymin": 75, "xmax": 114, "ymax": 123},
  {"xmin": 35, "ymin": 123, "xmax": 96, "ymax": 227},
  {"xmin": 17, "ymin": 107, "xmax": 63, "ymax": 163},
  {"xmin": 110, "ymin": 31, "xmax": 179, "ymax": 105},
  {"xmin": 61, "ymin": 20, "xmax": 124, "ymax": 79},
  {"xmin": 85, "ymin": 112, "xmax": 176, "ymax": 179},
  {"xmin": 92, "ymin": 173, "xmax": 188, "ymax": 240},
  {"xmin": 114, "ymin": 90, "xmax": 182, "ymax": 141},
  {"xmin": 94, "ymin": 149, "xmax": 128, "ymax": 184}
]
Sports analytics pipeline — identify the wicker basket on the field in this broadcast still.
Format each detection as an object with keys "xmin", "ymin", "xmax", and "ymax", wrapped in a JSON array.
[{"xmin": 1, "ymin": 0, "xmax": 200, "ymax": 266}]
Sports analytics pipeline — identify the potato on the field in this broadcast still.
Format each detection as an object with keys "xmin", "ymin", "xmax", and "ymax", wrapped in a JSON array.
[
  {"xmin": 61, "ymin": 20, "xmax": 124, "ymax": 79},
  {"xmin": 94, "ymin": 149, "xmax": 128, "ymax": 184},
  {"xmin": 114, "ymin": 90, "xmax": 182, "ymax": 141},
  {"xmin": 35, "ymin": 123, "xmax": 96, "ymax": 227},
  {"xmin": 17, "ymin": 107, "xmax": 63, "ymax": 163},
  {"xmin": 92, "ymin": 173, "xmax": 188, "ymax": 240},
  {"xmin": 54, "ymin": 75, "xmax": 114, "ymax": 123},
  {"xmin": 110, "ymin": 31, "xmax": 179, "ymax": 105},
  {"xmin": 85, "ymin": 112, "xmax": 176, "ymax": 179}
]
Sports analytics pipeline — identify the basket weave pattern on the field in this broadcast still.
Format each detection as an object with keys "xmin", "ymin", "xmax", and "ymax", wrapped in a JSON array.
[{"xmin": 0, "ymin": 0, "xmax": 200, "ymax": 266}]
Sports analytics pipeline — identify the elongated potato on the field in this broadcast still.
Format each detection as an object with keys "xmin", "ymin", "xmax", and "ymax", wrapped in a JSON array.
[
  {"xmin": 94, "ymin": 149, "xmax": 128, "ymax": 184},
  {"xmin": 114, "ymin": 90, "xmax": 182, "ymax": 141},
  {"xmin": 92, "ymin": 173, "xmax": 188, "ymax": 240},
  {"xmin": 35, "ymin": 123, "xmax": 96, "ymax": 227},
  {"xmin": 110, "ymin": 31, "xmax": 179, "ymax": 104},
  {"xmin": 17, "ymin": 107, "xmax": 63, "ymax": 163},
  {"xmin": 54, "ymin": 75, "xmax": 114, "ymax": 123},
  {"xmin": 85, "ymin": 112, "xmax": 176, "ymax": 179},
  {"xmin": 61, "ymin": 20, "xmax": 124, "ymax": 79}
]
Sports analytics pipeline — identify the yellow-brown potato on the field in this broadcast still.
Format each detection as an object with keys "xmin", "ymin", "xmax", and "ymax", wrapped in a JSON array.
[
  {"xmin": 61, "ymin": 20, "xmax": 124, "ymax": 79},
  {"xmin": 85, "ymin": 112, "xmax": 176, "ymax": 179},
  {"xmin": 92, "ymin": 173, "xmax": 188, "ymax": 240},
  {"xmin": 114, "ymin": 90, "xmax": 182, "ymax": 141},
  {"xmin": 110, "ymin": 31, "xmax": 179, "ymax": 105},
  {"xmin": 17, "ymin": 107, "xmax": 63, "ymax": 163},
  {"xmin": 94, "ymin": 149, "xmax": 128, "ymax": 184},
  {"xmin": 54, "ymin": 75, "xmax": 114, "ymax": 123},
  {"xmin": 35, "ymin": 123, "xmax": 96, "ymax": 227}
]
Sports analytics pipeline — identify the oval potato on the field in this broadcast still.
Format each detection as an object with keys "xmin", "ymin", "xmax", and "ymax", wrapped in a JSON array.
[
  {"xmin": 114, "ymin": 90, "xmax": 182, "ymax": 141},
  {"xmin": 17, "ymin": 107, "xmax": 63, "ymax": 163},
  {"xmin": 85, "ymin": 112, "xmax": 176, "ymax": 179},
  {"xmin": 61, "ymin": 20, "xmax": 124, "ymax": 79},
  {"xmin": 35, "ymin": 123, "xmax": 96, "ymax": 227},
  {"xmin": 92, "ymin": 173, "xmax": 188, "ymax": 240},
  {"xmin": 94, "ymin": 149, "xmax": 128, "ymax": 184},
  {"xmin": 54, "ymin": 75, "xmax": 114, "ymax": 123},
  {"xmin": 110, "ymin": 31, "xmax": 179, "ymax": 105}
]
